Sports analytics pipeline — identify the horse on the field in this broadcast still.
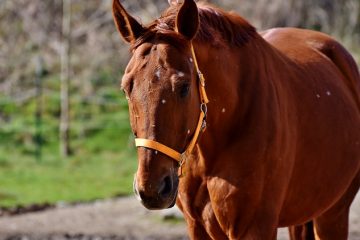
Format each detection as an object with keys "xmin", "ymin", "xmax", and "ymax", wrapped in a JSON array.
[{"xmin": 111, "ymin": 0, "xmax": 360, "ymax": 239}]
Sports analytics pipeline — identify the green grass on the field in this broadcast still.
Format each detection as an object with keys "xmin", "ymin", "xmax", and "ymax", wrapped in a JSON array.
[
  {"xmin": 0, "ymin": 124, "xmax": 137, "ymax": 208},
  {"xmin": 0, "ymin": 148, "xmax": 136, "ymax": 208},
  {"xmin": 0, "ymin": 86, "xmax": 138, "ymax": 208}
]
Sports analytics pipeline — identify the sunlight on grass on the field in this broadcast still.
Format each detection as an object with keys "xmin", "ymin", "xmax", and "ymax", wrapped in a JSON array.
[
  {"xmin": 0, "ymin": 149, "xmax": 137, "ymax": 207},
  {"xmin": 0, "ymin": 88, "xmax": 138, "ymax": 208}
]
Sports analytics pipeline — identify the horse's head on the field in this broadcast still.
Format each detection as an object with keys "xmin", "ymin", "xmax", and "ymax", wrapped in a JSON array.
[{"xmin": 112, "ymin": 0, "xmax": 206, "ymax": 209}]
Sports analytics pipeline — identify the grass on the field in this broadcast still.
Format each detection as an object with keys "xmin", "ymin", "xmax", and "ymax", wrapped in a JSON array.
[
  {"xmin": 0, "ymin": 86, "xmax": 138, "ymax": 208},
  {"xmin": 0, "ymin": 148, "xmax": 137, "ymax": 208}
]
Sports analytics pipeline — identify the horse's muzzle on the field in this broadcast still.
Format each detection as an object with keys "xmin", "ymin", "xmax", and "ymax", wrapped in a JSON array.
[{"xmin": 133, "ymin": 173, "xmax": 179, "ymax": 210}]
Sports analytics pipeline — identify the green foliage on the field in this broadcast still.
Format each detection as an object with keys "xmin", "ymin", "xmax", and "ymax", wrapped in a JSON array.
[
  {"xmin": 0, "ymin": 76, "xmax": 138, "ymax": 207},
  {"xmin": 0, "ymin": 150, "xmax": 136, "ymax": 207}
]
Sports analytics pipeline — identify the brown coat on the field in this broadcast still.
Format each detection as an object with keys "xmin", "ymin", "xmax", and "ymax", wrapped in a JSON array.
[{"xmin": 112, "ymin": 0, "xmax": 360, "ymax": 239}]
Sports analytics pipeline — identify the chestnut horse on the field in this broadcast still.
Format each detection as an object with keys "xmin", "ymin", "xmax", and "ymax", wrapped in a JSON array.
[{"xmin": 112, "ymin": 0, "xmax": 360, "ymax": 239}]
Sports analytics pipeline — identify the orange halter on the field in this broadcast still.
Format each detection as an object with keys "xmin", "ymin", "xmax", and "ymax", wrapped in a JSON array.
[{"xmin": 135, "ymin": 43, "xmax": 209, "ymax": 177}]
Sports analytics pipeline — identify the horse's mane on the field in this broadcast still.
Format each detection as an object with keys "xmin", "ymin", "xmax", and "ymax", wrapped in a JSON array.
[{"xmin": 132, "ymin": 3, "xmax": 257, "ymax": 50}]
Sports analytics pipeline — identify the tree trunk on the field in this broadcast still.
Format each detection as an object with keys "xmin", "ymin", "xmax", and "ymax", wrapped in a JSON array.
[
  {"xmin": 60, "ymin": 0, "xmax": 71, "ymax": 157},
  {"xmin": 35, "ymin": 55, "xmax": 44, "ymax": 162}
]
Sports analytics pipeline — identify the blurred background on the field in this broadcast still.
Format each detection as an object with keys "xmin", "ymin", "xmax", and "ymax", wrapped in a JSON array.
[{"xmin": 0, "ymin": 0, "xmax": 359, "ymax": 208}]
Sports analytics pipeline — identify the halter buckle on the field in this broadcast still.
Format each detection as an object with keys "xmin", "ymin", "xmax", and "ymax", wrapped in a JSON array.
[
  {"xmin": 179, "ymin": 153, "xmax": 186, "ymax": 166},
  {"xmin": 198, "ymin": 71, "xmax": 206, "ymax": 87}
]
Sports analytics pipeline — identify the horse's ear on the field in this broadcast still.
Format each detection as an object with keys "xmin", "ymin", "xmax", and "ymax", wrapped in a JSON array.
[
  {"xmin": 175, "ymin": 0, "xmax": 199, "ymax": 40},
  {"xmin": 112, "ymin": 0, "xmax": 144, "ymax": 43}
]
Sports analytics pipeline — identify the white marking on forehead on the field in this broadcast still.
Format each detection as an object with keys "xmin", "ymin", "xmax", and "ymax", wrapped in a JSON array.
[
  {"xmin": 187, "ymin": 129, "xmax": 191, "ymax": 135},
  {"xmin": 326, "ymin": 91, "xmax": 331, "ymax": 96},
  {"xmin": 155, "ymin": 150, "xmax": 158, "ymax": 155},
  {"xmin": 222, "ymin": 108, "xmax": 226, "ymax": 113},
  {"xmin": 162, "ymin": 99, "xmax": 167, "ymax": 104},
  {"xmin": 177, "ymin": 71, "xmax": 185, "ymax": 77},
  {"xmin": 189, "ymin": 58, "xmax": 193, "ymax": 63},
  {"xmin": 316, "ymin": 94, "xmax": 321, "ymax": 99}
]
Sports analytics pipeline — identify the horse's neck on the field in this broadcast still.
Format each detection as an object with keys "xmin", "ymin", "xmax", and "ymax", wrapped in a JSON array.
[{"xmin": 194, "ymin": 38, "xmax": 282, "ymax": 163}]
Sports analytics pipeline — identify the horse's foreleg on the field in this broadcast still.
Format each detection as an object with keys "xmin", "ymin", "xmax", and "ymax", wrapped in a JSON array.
[
  {"xmin": 239, "ymin": 221, "xmax": 278, "ymax": 240},
  {"xmin": 207, "ymin": 180, "xmax": 279, "ymax": 239},
  {"xmin": 177, "ymin": 196, "xmax": 224, "ymax": 240},
  {"xmin": 313, "ymin": 207, "xmax": 350, "ymax": 240},
  {"xmin": 288, "ymin": 221, "xmax": 315, "ymax": 240},
  {"xmin": 313, "ymin": 171, "xmax": 359, "ymax": 240},
  {"xmin": 186, "ymin": 220, "xmax": 212, "ymax": 240},
  {"xmin": 185, "ymin": 202, "xmax": 228, "ymax": 240}
]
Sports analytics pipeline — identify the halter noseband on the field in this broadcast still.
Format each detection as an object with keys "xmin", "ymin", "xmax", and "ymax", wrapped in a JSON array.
[{"xmin": 135, "ymin": 43, "xmax": 209, "ymax": 177}]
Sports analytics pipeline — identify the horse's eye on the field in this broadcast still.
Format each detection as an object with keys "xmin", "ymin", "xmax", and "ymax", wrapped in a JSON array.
[{"xmin": 179, "ymin": 83, "xmax": 190, "ymax": 98}]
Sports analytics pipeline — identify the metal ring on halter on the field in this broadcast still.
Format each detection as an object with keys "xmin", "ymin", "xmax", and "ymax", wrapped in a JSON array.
[
  {"xmin": 201, "ymin": 119, "xmax": 207, "ymax": 131},
  {"xmin": 200, "ymin": 103, "xmax": 208, "ymax": 116},
  {"xmin": 200, "ymin": 103, "xmax": 207, "ymax": 131}
]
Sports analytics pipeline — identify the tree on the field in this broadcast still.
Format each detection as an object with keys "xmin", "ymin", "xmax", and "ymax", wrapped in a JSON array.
[{"xmin": 60, "ymin": 0, "xmax": 72, "ymax": 157}]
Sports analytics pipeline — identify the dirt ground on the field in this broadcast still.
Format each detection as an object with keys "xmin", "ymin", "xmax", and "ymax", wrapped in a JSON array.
[{"xmin": 0, "ymin": 193, "xmax": 359, "ymax": 240}]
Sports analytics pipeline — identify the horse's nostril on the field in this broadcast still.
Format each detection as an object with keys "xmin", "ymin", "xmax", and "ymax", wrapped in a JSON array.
[{"xmin": 159, "ymin": 175, "xmax": 173, "ymax": 198}]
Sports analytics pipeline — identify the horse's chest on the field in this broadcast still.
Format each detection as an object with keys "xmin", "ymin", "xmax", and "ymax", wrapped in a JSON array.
[
  {"xmin": 179, "ymin": 179, "xmax": 210, "ymax": 218},
  {"xmin": 179, "ymin": 179, "xmax": 228, "ymax": 238}
]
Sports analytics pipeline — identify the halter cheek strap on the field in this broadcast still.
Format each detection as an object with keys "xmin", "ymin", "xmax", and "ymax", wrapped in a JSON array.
[{"xmin": 135, "ymin": 43, "xmax": 209, "ymax": 177}]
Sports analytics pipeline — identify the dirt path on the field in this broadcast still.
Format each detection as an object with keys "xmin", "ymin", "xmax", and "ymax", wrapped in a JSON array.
[{"xmin": 0, "ymin": 193, "xmax": 359, "ymax": 240}]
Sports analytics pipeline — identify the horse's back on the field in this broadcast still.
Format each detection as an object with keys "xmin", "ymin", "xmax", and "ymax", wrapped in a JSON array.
[
  {"xmin": 262, "ymin": 27, "xmax": 360, "ymax": 131},
  {"xmin": 261, "ymin": 27, "xmax": 360, "ymax": 224},
  {"xmin": 261, "ymin": 27, "xmax": 360, "ymax": 105}
]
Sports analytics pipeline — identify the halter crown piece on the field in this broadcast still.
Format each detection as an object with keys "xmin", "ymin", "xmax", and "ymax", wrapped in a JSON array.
[{"xmin": 135, "ymin": 43, "xmax": 209, "ymax": 177}]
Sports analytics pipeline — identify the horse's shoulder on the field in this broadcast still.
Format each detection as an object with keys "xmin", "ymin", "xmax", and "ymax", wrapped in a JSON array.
[{"xmin": 260, "ymin": 28, "xmax": 360, "ymax": 108}]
